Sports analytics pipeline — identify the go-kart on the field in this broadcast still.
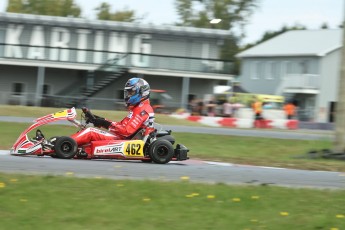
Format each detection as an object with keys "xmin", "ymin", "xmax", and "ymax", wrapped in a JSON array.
[{"xmin": 10, "ymin": 107, "xmax": 189, "ymax": 164}]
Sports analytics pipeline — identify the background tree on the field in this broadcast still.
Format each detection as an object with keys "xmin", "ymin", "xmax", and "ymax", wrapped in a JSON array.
[
  {"xmin": 174, "ymin": 0, "xmax": 258, "ymax": 74},
  {"xmin": 6, "ymin": 0, "xmax": 81, "ymax": 17},
  {"xmin": 95, "ymin": 2, "xmax": 140, "ymax": 22}
]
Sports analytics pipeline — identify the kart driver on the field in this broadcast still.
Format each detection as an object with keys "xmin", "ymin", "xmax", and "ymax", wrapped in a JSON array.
[{"xmin": 70, "ymin": 78, "xmax": 154, "ymax": 148}]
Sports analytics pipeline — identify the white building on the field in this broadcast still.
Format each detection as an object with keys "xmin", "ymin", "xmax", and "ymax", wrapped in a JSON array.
[{"xmin": 236, "ymin": 29, "xmax": 342, "ymax": 122}]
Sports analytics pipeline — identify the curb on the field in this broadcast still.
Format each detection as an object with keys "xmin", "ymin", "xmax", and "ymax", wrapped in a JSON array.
[{"xmin": 171, "ymin": 113, "xmax": 299, "ymax": 129}]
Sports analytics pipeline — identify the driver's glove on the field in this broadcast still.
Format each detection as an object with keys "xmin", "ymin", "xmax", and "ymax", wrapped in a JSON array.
[{"xmin": 92, "ymin": 118, "xmax": 111, "ymax": 129}]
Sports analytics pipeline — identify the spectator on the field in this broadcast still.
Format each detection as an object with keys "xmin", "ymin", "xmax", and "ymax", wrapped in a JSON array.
[
  {"xmin": 206, "ymin": 99, "xmax": 217, "ymax": 116},
  {"xmin": 252, "ymin": 97, "xmax": 263, "ymax": 121},
  {"xmin": 222, "ymin": 100, "xmax": 232, "ymax": 117},
  {"xmin": 284, "ymin": 101, "xmax": 296, "ymax": 119}
]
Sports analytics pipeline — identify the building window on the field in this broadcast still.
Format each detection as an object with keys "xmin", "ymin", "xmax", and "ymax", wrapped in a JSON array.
[
  {"xmin": 251, "ymin": 61, "xmax": 259, "ymax": 80},
  {"xmin": 12, "ymin": 83, "xmax": 24, "ymax": 96},
  {"xmin": 266, "ymin": 62, "xmax": 273, "ymax": 79},
  {"xmin": 267, "ymin": 62, "xmax": 280, "ymax": 80},
  {"xmin": 42, "ymin": 84, "xmax": 51, "ymax": 95}
]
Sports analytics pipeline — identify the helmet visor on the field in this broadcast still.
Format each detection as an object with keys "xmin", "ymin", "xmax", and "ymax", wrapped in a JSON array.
[{"xmin": 124, "ymin": 87, "xmax": 136, "ymax": 99}]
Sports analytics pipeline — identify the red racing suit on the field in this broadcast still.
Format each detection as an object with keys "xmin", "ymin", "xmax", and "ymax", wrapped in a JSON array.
[{"xmin": 71, "ymin": 99, "xmax": 154, "ymax": 146}]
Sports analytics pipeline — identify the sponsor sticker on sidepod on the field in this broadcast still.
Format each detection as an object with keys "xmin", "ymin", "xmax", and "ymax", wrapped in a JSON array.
[{"xmin": 94, "ymin": 143, "xmax": 124, "ymax": 155}]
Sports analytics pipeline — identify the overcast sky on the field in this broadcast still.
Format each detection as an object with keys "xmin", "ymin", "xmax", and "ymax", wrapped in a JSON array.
[{"xmin": 0, "ymin": 0, "xmax": 343, "ymax": 45}]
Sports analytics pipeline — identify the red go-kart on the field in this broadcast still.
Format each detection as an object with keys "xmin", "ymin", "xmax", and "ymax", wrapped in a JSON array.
[{"xmin": 10, "ymin": 107, "xmax": 189, "ymax": 164}]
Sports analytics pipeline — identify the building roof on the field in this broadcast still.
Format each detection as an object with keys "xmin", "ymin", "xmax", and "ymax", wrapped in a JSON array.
[
  {"xmin": 236, "ymin": 29, "xmax": 342, "ymax": 58},
  {"xmin": 0, "ymin": 12, "xmax": 231, "ymax": 39}
]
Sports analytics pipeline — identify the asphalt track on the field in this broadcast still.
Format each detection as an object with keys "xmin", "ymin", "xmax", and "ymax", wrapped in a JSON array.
[
  {"xmin": 0, "ymin": 116, "xmax": 342, "ymax": 189},
  {"xmin": 0, "ymin": 151, "xmax": 344, "ymax": 189}
]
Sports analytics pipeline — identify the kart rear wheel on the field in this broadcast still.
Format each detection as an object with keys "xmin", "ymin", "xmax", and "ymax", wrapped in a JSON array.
[
  {"xmin": 48, "ymin": 136, "xmax": 60, "ymax": 158},
  {"xmin": 54, "ymin": 136, "xmax": 78, "ymax": 159},
  {"xmin": 149, "ymin": 139, "xmax": 174, "ymax": 164}
]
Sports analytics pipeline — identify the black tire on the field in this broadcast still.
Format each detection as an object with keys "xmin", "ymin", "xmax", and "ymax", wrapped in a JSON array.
[
  {"xmin": 49, "ymin": 136, "xmax": 60, "ymax": 158},
  {"xmin": 157, "ymin": 135, "xmax": 175, "ymax": 145},
  {"xmin": 149, "ymin": 139, "xmax": 174, "ymax": 164},
  {"xmin": 141, "ymin": 159, "xmax": 153, "ymax": 163},
  {"xmin": 54, "ymin": 136, "xmax": 78, "ymax": 159}
]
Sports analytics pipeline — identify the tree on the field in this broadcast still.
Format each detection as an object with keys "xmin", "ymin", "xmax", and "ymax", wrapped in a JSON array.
[
  {"xmin": 6, "ymin": 0, "xmax": 81, "ymax": 17},
  {"xmin": 95, "ymin": 2, "xmax": 140, "ymax": 22},
  {"xmin": 174, "ymin": 0, "xmax": 258, "ymax": 74},
  {"xmin": 175, "ymin": 0, "xmax": 258, "ymax": 31}
]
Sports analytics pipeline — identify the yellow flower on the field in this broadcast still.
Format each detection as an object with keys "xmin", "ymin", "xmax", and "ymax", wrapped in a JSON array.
[
  {"xmin": 142, "ymin": 198, "xmax": 151, "ymax": 202},
  {"xmin": 0, "ymin": 182, "xmax": 6, "ymax": 188},
  {"xmin": 251, "ymin": 196, "xmax": 260, "ymax": 199},
  {"xmin": 65, "ymin": 172, "xmax": 74, "ymax": 176},
  {"xmin": 280, "ymin": 212, "xmax": 289, "ymax": 216},
  {"xmin": 207, "ymin": 195, "xmax": 215, "ymax": 199},
  {"xmin": 180, "ymin": 176, "xmax": 190, "ymax": 181},
  {"xmin": 232, "ymin": 198, "xmax": 241, "ymax": 202},
  {"xmin": 10, "ymin": 178, "xmax": 18, "ymax": 182},
  {"xmin": 336, "ymin": 214, "xmax": 344, "ymax": 218}
]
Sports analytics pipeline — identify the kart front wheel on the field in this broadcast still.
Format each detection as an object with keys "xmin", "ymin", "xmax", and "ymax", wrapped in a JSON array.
[
  {"xmin": 149, "ymin": 139, "xmax": 174, "ymax": 164},
  {"xmin": 54, "ymin": 136, "xmax": 78, "ymax": 159}
]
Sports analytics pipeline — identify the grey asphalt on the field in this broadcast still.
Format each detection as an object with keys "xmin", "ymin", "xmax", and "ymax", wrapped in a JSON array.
[{"xmin": 0, "ymin": 153, "xmax": 344, "ymax": 189}]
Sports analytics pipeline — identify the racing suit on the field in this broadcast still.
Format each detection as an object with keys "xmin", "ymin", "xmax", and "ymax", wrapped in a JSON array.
[{"xmin": 71, "ymin": 99, "xmax": 154, "ymax": 146}]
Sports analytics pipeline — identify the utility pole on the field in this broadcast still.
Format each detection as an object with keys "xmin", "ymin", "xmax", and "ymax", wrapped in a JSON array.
[{"xmin": 333, "ymin": 4, "xmax": 345, "ymax": 153}]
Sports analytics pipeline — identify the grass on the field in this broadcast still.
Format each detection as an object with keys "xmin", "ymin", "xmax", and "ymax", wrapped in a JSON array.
[{"xmin": 0, "ymin": 173, "xmax": 345, "ymax": 230}]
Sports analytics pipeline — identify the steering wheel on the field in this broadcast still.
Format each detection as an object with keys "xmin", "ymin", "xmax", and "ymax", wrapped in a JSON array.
[{"xmin": 81, "ymin": 107, "xmax": 96, "ymax": 123}]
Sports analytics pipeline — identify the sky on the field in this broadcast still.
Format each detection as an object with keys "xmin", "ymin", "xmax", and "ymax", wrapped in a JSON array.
[{"xmin": 0, "ymin": 0, "xmax": 343, "ymax": 45}]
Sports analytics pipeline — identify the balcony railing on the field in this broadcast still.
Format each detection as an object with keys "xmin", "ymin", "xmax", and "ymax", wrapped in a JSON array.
[
  {"xmin": 276, "ymin": 74, "xmax": 320, "ymax": 95},
  {"xmin": 283, "ymin": 74, "xmax": 320, "ymax": 89}
]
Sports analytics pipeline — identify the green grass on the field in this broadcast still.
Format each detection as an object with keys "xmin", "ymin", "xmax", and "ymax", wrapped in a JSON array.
[{"xmin": 0, "ymin": 173, "xmax": 345, "ymax": 230}]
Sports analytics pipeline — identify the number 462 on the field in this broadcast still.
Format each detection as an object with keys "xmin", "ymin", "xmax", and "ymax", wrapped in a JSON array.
[{"xmin": 125, "ymin": 144, "xmax": 141, "ymax": 155}]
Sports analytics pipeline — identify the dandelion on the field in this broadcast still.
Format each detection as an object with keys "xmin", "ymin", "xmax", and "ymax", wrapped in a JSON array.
[
  {"xmin": 251, "ymin": 196, "xmax": 260, "ymax": 199},
  {"xmin": 232, "ymin": 198, "xmax": 241, "ymax": 202},
  {"xmin": 142, "ymin": 198, "xmax": 151, "ymax": 202},
  {"xmin": 336, "ymin": 214, "xmax": 344, "ymax": 218},
  {"xmin": 0, "ymin": 182, "xmax": 6, "ymax": 188},
  {"xmin": 207, "ymin": 195, "xmax": 215, "ymax": 199},
  {"xmin": 280, "ymin": 212, "xmax": 289, "ymax": 216},
  {"xmin": 65, "ymin": 172, "xmax": 74, "ymax": 176},
  {"xmin": 10, "ymin": 178, "xmax": 18, "ymax": 182},
  {"xmin": 116, "ymin": 183, "xmax": 124, "ymax": 187},
  {"xmin": 180, "ymin": 176, "xmax": 190, "ymax": 181}
]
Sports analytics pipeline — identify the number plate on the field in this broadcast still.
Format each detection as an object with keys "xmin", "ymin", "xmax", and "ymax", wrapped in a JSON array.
[{"xmin": 123, "ymin": 140, "xmax": 144, "ymax": 157}]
